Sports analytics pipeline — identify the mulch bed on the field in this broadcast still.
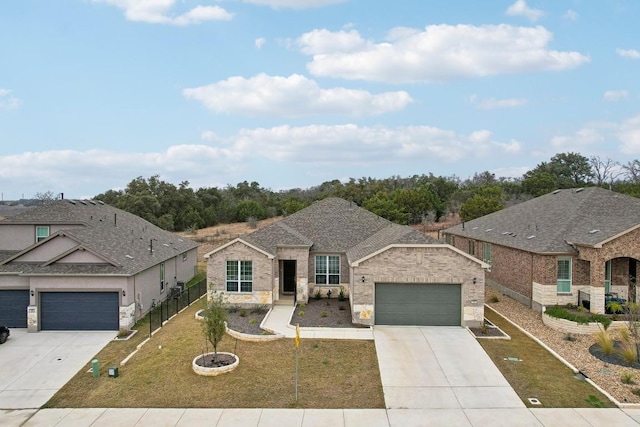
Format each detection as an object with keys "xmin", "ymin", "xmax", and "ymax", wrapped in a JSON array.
[
  {"xmin": 194, "ymin": 353, "xmax": 237, "ymax": 368},
  {"xmin": 226, "ymin": 308, "xmax": 272, "ymax": 335},
  {"xmin": 588, "ymin": 342, "xmax": 640, "ymax": 369},
  {"xmin": 291, "ymin": 297, "xmax": 353, "ymax": 328}
]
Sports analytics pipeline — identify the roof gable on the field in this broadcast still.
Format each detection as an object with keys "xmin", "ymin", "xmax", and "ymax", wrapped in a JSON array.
[
  {"xmin": 0, "ymin": 199, "xmax": 199, "ymax": 275},
  {"xmin": 445, "ymin": 187, "xmax": 640, "ymax": 253},
  {"xmin": 244, "ymin": 197, "xmax": 442, "ymax": 259}
]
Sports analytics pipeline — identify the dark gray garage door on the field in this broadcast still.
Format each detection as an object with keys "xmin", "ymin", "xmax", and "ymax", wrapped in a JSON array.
[
  {"xmin": 0, "ymin": 290, "xmax": 29, "ymax": 328},
  {"xmin": 375, "ymin": 283, "xmax": 461, "ymax": 326},
  {"xmin": 41, "ymin": 292, "xmax": 119, "ymax": 331}
]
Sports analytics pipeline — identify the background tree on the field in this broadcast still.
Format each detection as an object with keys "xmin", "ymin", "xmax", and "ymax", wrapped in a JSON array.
[
  {"xmin": 459, "ymin": 186, "xmax": 504, "ymax": 221},
  {"xmin": 590, "ymin": 155, "xmax": 620, "ymax": 187}
]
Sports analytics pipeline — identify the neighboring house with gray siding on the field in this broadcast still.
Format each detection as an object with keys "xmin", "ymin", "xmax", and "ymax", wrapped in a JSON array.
[
  {"xmin": 0, "ymin": 199, "xmax": 199, "ymax": 332},
  {"xmin": 443, "ymin": 187, "xmax": 640, "ymax": 314},
  {"xmin": 205, "ymin": 198, "xmax": 487, "ymax": 327}
]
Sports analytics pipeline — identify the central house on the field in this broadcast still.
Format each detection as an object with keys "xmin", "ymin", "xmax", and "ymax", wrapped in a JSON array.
[{"xmin": 205, "ymin": 198, "xmax": 487, "ymax": 327}]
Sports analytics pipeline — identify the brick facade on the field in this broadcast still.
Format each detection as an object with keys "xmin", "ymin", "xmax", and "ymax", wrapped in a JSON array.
[{"xmin": 351, "ymin": 245, "xmax": 485, "ymax": 327}]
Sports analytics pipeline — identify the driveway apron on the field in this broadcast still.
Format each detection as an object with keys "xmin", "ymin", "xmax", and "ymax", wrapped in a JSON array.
[
  {"xmin": 374, "ymin": 326, "xmax": 523, "ymax": 410},
  {"xmin": 0, "ymin": 329, "xmax": 116, "ymax": 409}
]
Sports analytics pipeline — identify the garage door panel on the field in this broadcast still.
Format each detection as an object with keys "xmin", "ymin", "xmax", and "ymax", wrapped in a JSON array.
[
  {"xmin": 41, "ymin": 292, "xmax": 119, "ymax": 331},
  {"xmin": 375, "ymin": 283, "xmax": 461, "ymax": 326},
  {"xmin": 0, "ymin": 290, "xmax": 29, "ymax": 328}
]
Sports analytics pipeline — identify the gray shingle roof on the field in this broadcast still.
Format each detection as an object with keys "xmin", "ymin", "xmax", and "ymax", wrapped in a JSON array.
[
  {"xmin": 0, "ymin": 199, "xmax": 199, "ymax": 276},
  {"xmin": 445, "ymin": 187, "xmax": 640, "ymax": 253},
  {"xmin": 243, "ymin": 197, "xmax": 440, "ymax": 260}
]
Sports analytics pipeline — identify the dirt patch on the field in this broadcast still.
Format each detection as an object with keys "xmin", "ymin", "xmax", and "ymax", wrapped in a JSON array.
[
  {"xmin": 195, "ymin": 353, "xmax": 237, "ymax": 368},
  {"xmin": 469, "ymin": 319, "xmax": 509, "ymax": 338},
  {"xmin": 291, "ymin": 298, "xmax": 353, "ymax": 328}
]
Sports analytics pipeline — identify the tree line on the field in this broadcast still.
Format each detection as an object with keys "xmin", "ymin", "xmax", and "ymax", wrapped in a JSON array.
[{"xmin": 85, "ymin": 152, "xmax": 640, "ymax": 232}]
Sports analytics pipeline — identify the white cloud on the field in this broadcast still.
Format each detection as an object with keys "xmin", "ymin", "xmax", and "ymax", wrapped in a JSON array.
[
  {"xmin": 617, "ymin": 48, "xmax": 640, "ymax": 59},
  {"xmin": 506, "ymin": 0, "xmax": 544, "ymax": 21},
  {"xmin": 183, "ymin": 73, "xmax": 413, "ymax": 117},
  {"xmin": 469, "ymin": 95, "xmax": 527, "ymax": 110},
  {"xmin": 0, "ymin": 88, "xmax": 21, "ymax": 110},
  {"xmin": 93, "ymin": 0, "xmax": 232, "ymax": 25},
  {"xmin": 603, "ymin": 90, "xmax": 629, "ymax": 102},
  {"xmin": 0, "ymin": 123, "xmax": 523, "ymax": 198},
  {"xmin": 242, "ymin": 0, "xmax": 348, "ymax": 9},
  {"xmin": 563, "ymin": 9, "xmax": 577, "ymax": 21},
  {"xmin": 298, "ymin": 25, "xmax": 589, "ymax": 83},
  {"xmin": 618, "ymin": 115, "xmax": 640, "ymax": 154},
  {"xmin": 255, "ymin": 37, "xmax": 266, "ymax": 49},
  {"xmin": 550, "ymin": 128, "xmax": 604, "ymax": 152},
  {"xmin": 228, "ymin": 124, "xmax": 522, "ymax": 163}
]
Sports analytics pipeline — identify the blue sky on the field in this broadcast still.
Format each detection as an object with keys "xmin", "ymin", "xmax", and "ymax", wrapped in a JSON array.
[{"xmin": 1, "ymin": 0, "xmax": 639, "ymax": 199}]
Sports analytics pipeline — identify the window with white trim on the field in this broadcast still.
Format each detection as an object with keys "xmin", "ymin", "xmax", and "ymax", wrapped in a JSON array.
[
  {"xmin": 557, "ymin": 257, "xmax": 572, "ymax": 293},
  {"xmin": 227, "ymin": 260, "xmax": 252, "ymax": 292},
  {"xmin": 315, "ymin": 255, "xmax": 340, "ymax": 284},
  {"xmin": 604, "ymin": 260, "xmax": 612, "ymax": 294},
  {"xmin": 36, "ymin": 226, "xmax": 50, "ymax": 242}
]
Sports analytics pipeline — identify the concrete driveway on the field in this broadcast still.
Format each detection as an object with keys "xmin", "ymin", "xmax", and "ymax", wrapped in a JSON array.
[
  {"xmin": 374, "ymin": 326, "xmax": 538, "ymax": 425},
  {"xmin": 0, "ymin": 328, "xmax": 116, "ymax": 409}
]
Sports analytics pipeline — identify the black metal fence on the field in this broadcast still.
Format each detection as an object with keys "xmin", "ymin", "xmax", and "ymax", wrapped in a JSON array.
[{"xmin": 149, "ymin": 278, "xmax": 207, "ymax": 336}]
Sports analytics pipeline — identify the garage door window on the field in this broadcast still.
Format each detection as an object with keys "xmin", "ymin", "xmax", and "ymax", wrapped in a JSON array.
[{"xmin": 315, "ymin": 255, "xmax": 340, "ymax": 284}]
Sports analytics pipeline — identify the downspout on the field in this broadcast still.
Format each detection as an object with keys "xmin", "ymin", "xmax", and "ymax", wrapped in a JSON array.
[{"xmin": 530, "ymin": 252, "xmax": 534, "ymax": 309}]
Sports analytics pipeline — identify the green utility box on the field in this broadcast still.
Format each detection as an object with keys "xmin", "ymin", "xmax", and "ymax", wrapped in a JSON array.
[{"xmin": 91, "ymin": 359, "xmax": 99, "ymax": 378}]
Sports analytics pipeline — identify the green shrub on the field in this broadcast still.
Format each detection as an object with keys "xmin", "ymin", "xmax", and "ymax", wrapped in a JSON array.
[
  {"xmin": 563, "ymin": 333, "xmax": 576, "ymax": 342},
  {"xmin": 489, "ymin": 295, "xmax": 500, "ymax": 303},
  {"xmin": 297, "ymin": 310, "xmax": 305, "ymax": 317},
  {"xmin": 250, "ymin": 305, "xmax": 269, "ymax": 315},
  {"xmin": 321, "ymin": 310, "xmax": 328, "ymax": 318},
  {"xmin": 248, "ymin": 318, "xmax": 258, "ymax": 325},
  {"xmin": 239, "ymin": 309, "xmax": 248, "ymax": 317},
  {"xmin": 545, "ymin": 305, "xmax": 612, "ymax": 329},
  {"xmin": 622, "ymin": 372, "xmax": 635, "ymax": 384},
  {"xmin": 633, "ymin": 388, "xmax": 640, "ymax": 397},
  {"xmin": 314, "ymin": 289, "xmax": 322, "ymax": 300}
]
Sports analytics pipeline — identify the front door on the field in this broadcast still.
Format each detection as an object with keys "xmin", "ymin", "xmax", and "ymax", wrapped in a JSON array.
[{"xmin": 283, "ymin": 260, "xmax": 296, "ymax": 294}]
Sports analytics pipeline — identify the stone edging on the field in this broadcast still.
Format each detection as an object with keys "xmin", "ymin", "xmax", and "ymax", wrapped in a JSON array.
[
  {"xmin": 192, "ymin": 352, "xmax": 239, "ymax": 376},
  {"xmin": 541, "ymin": 312, "xmax": 626, "ymax": 335},
  {"xmin": 196, "ymin": 308, "xmax": 284, "ymax": 342},
  {"xmin": 484, "ymin": 304, "xmax": 640, "ymax": 409}
]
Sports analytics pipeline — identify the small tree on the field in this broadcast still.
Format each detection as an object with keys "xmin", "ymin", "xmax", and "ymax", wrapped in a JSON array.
[{"xmin": 202, "ymin": 292, "xmax": 227, "ymax": 359}]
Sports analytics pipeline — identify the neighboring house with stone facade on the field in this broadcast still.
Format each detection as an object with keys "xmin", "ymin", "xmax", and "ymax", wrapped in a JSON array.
[
  {"xmin": 205, "ymin": 197, "xmax": 487, "ymax": 327},
  {"xmin": 0, "ymin": 199, "xmax": 199, "ymax": 332},
  {"xmin": 443, "ymin": 187, "xmax": 640, "ymax": 314}
]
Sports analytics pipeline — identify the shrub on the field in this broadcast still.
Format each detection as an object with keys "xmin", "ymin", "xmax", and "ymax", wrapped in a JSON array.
[
  {"xmin": 239, "ymin": 309, "xmax": 247, "ymax": 317},
  {"xmin": 620, "ymin": 341, "xmax": 638, "ymax": 364},
  {"xmin": 545, "ymin": 305, "xmax": 612, "ymax": 329},
  {"xmin": 338, "ymin": 288, "xmax": 346, "ymax": 301},
  {"xmin": 321, "ymin": 311, "xmax": 328, "ymax": 318},
  {"xmin": 227, "ymin": 305, "xmax": 239, "ymax": 314},
  {"xmin": 622, "ymin": 372, "xmax": 635, "ymax": 384},
  {"xmin": 633, "ymin": 388, "xmax": 640, "ymax": 397},
  {"xmin": 595, "ymin": 327, "xmax": 614, "ymax": 355},
  {"xmin": 248, "ymin": 318, "xmax": 257, "ymax": 325},
  {"xmin": 250, "ymin": 305, "xmax": 269, "ymax": 315},
  {"xmin": 563, "ymin": 333, "xmax": 576, "ymax": 342},
  {"xmin": 566, "ymin": 302, "xmax": 576, "ymax": 309},
  {"xmin": 297, "ymin": 310, "xmax": 305, "ymax": 317},
  {"xmin": 314, "ymin": 289, "xmax": 322, "ymax": 300},
  {"xmin": 489, "ymin": 295, "xmax": 500, "ymax": 303}
]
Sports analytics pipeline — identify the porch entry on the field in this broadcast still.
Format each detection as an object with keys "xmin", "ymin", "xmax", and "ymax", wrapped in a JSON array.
[{"xmin": 282, "ymin": 260, "xmax": 297, "ymax": 294}]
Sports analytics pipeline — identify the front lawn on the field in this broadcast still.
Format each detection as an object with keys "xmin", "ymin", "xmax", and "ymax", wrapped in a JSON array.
[
  {"xmin": 45, "ymin": 301, "xmax": 384, "ymax": 409},
  {"xmin": 480, "ymin": 307, "xmax": 615, "ymax": 408}
]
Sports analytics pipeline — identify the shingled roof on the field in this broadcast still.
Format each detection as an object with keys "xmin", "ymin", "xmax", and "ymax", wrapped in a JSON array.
[
  {"xmin": 241, "ymin": 197, "xmax": 440, "ymax": 261},
  {"xmin": 0, "ymin": 199, "xmax": 199, "ymax": 276},
  {"xmin": 445, "ymin": 187, "xmax": 640, "ymax": 254}
]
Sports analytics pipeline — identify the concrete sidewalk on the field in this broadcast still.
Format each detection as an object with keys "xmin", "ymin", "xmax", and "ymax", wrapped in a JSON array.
[
  {"xmin": 262, "ymin": 305, "xmax": 373, "ymax": 340},
  {"xmin": 5, "ymin": 407, "xmax": 640, "ymax": 426}
]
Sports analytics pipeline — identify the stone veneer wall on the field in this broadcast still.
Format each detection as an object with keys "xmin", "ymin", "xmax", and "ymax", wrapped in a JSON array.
[{"xmin": 207, "ymin": 241, "xmax": 274, "ymax": 305}]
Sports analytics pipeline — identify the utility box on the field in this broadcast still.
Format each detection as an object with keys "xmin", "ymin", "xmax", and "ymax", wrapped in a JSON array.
[
  {"xmin": 108, "ymin": 366, "xmax": 119, "ymax": 378},
  {"xmin": 91, "ymin": 359, "xmax": 99, "ymax": 378}
]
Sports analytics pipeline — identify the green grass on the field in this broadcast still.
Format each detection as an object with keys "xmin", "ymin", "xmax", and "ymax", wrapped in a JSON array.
[
  {"xmin": 480, "ymin": 307, "xmax": 616, "ymax": 408},
  {"xmin": 44, "ymin": 300, "xmax": 384, "ymax": 409}
]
